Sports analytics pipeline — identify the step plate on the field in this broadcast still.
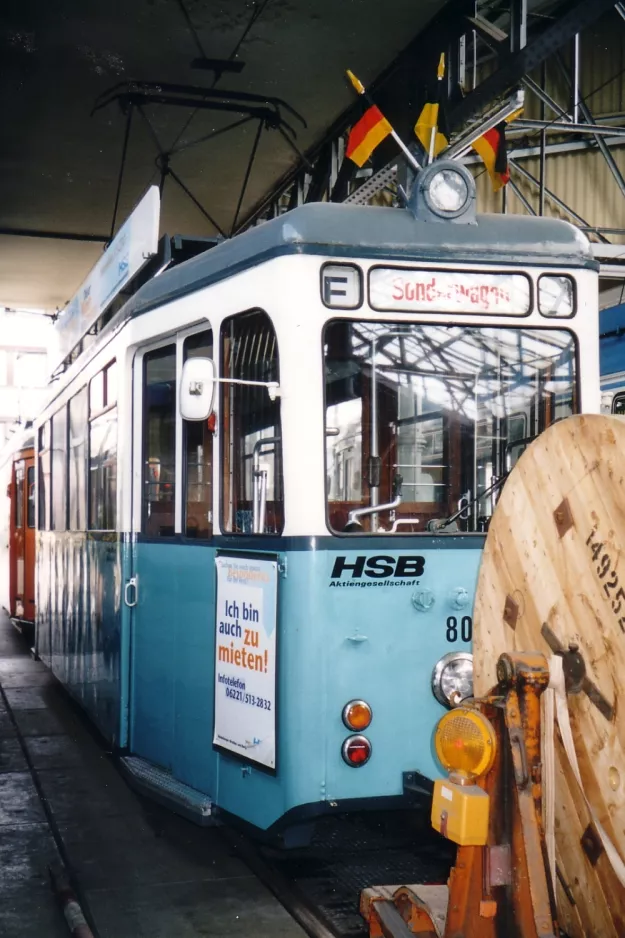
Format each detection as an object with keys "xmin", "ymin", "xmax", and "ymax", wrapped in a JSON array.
[{"xmin": 120, "ymin": 756, "xmax": 216, "ymax": 827}]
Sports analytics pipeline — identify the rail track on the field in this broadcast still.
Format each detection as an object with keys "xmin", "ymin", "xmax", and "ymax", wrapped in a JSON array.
[{"xmin": 225, "ymin": 811, "xmax": 455, "ymax": 938}]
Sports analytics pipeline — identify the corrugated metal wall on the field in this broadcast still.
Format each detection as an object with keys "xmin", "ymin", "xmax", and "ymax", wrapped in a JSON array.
[{"xmin": 473, "ymin": 10, "xmax": 625, "ymax": 242}]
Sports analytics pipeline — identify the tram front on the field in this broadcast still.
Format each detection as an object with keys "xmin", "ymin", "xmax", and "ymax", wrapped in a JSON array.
[
  {"xmin": 197, "ymin": 161, "xmax": 599, "ymax": 840},
  {"xmin": 287, "ymin": 162, "xmax": 599, "ymax": 825}
]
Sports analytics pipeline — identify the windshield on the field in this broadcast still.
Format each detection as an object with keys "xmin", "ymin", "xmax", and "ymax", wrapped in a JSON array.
[{"xmin": 324, "ymin": 320, "xmax": 577, "ymax": 534}]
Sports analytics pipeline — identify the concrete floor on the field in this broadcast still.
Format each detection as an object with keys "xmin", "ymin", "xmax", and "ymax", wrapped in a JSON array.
[{"xmin": 0, "ymin": 612, "xmax": 306, "ymax": 938}]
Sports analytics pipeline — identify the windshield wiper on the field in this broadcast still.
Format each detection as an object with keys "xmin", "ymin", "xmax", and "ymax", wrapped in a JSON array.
[
  {"xmin": 427, "ymin": 433, "xmax": 539, "ymax": 532},
  {"xmin": 427, "ymin": 474, "xmax": 508, "ymax": 532}
]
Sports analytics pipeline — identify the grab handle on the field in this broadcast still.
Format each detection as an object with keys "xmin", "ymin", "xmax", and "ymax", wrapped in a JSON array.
[{"xmin": 124, "ymin": 576, "xmax": 138, "ymax": 608}]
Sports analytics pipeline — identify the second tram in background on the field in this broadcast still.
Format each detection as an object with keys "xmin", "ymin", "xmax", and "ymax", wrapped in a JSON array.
[
  {"xmin": 32, "ymin": 162, "xmax": 599, "ymax": 844},
  {"xmin": 600, "ymin": 301, "xmax": 625, "ymax": 413},
  {"xmin": 6, "ymin": 437, "xmax": 36, "ymax": 636}
]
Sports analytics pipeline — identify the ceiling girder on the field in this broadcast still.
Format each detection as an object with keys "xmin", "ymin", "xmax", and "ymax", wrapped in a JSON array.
[
  {"xmin": 240, "ymin": 0, "xmax": 622, "ymax": 230},
  {"xmin": 447, "ymin": 0, "xmax": 619, "ymax": 131}
]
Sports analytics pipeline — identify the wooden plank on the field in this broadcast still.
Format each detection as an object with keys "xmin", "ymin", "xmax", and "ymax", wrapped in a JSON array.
[{"xmin": 473, "ymin": 414, "xmax": 625, "ymax": 938}]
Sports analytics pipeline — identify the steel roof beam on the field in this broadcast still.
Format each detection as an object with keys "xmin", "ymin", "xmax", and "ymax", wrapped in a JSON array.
[
  {"xmin": 447, "ymin": 0, "xmax": 620, "ymax": 132},
  {"xmin": 554, "ymin": 50, "xmax": 625, "ymax": 200},
  {"xmin": 509, "ymin": 160, "xmax": 611, "ymax": 242},
  {"xmin": 514, "ymin": 119, "xmax": 625, "ymax": 136},
  {"xmin": 522, "ymin": 75, "xmax": 570, "ymax": 121}
]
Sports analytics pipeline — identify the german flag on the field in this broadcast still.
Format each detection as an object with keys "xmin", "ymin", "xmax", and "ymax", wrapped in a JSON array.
[
  {"xmin": 345, "ymin": 104, "xmax": 392, "ymax": 168},
  {"xmin": 472, "ymin": 122, "xmax": 510, "ymax": 191},
  {"xmin": 414, "ymin": 54, "xmax": 448, "ymax": 159}
]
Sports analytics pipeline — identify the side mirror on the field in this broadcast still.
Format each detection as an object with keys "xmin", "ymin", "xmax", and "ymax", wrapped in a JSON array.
[{"xmin": 180, "ymin": 357, "xmax": 216, "ymax": 420}]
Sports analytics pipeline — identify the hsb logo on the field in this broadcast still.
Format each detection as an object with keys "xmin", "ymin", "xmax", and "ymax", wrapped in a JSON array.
[{"xmin": 330, "ymin": 555, "xmax": 425, "ymax": 579}]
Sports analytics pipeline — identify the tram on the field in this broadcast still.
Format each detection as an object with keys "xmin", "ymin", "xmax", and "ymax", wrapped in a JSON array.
[
  {"xmin": 34, "ymin": 161, "xmax": 599, "ymax": 841},
  {"xmin": 6, "ymin": 438, "xmax": 36, "ymax": 635}
]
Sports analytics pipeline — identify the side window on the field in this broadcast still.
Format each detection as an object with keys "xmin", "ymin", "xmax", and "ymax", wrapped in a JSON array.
[
  {"xmin": 183, "ymin": 330, "xmax": 213, "ymax": 539},
  {"xmin": 613, "ymin": 393, "xmax": 625, "ymax": 416},
  {"xmin": 69, "ymin": 387, "xmax": 88, "ymax": 530},
  {"xmin": 221, "ymin": 310, "xmax": 283, "ymax": 535},
  {"xmin": 38, "ymin": 423, "xmax": 51, "ymax": 530},
  {"xmin": 51, "ymin": 407, "xmax": 67, "ymax": 531},
  {"xmin": 27, "ymin": 466, "xmax": 35, "ymax": 528},
  {"xmin": 15, "ymin": 462, "xmax": 24, "ymax": 528},
  {"xmin": 142, "ymin": 345, "xmax": 176, "ymax": 537},
  {"xmin": 89, "ymin": 360, "xmax": 117, "ymax": 530}
]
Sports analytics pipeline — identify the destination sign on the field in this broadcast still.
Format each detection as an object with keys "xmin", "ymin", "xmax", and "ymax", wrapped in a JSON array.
[{"xmin": 369, "ymin": 268, "xmax": 531, "ymax": 315}]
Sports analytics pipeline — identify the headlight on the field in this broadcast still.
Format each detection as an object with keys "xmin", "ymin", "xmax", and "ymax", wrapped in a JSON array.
[
  {"xmin": 431, "ymin": 651, "xmax": 473, "ymax": 708},
  {"xmin": 434, "ymin": 707, "xmax": 496, "ymax": 780},
  {"xmin": 425, "ymin": 168, "xmax": 470, "ymax": 215}
]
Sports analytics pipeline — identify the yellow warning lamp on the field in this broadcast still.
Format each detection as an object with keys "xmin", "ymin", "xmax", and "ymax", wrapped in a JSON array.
[
  {"xmin": 431, "ymin": 708, "xmax": 497, "ymax": 846},
  {"xmin": 434, "ymin": 707, "xmax": 496, "ymax": 780}
]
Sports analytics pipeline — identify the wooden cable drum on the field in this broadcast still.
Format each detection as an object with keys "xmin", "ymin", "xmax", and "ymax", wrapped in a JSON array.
[{"xmin": 473, "ymin": 414, "xmax": 625, "ymax": 938}]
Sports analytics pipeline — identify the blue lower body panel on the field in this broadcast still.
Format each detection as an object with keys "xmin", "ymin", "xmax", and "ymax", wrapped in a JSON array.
[
  {"xmin": 129, "ymin": 535, "xmax": 483, "ymax": 831},
  {"xmin": 37, "ymin": 531, "xmax": 484, "ymax": 831},
  {"xmin": 36, "ymin": 531, "xmax": 125, "ymax": 744}
]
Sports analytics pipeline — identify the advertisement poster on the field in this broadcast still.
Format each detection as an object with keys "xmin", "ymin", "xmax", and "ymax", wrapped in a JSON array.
[{"xmin": 213, "ymin": 554, "xmax": 278, "ymax": 771}]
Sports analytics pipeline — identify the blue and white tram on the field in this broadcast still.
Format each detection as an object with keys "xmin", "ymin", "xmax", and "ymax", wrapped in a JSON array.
[{"xmin": 35, "ymin": 162, "xmax": 599, "ymax": 841}]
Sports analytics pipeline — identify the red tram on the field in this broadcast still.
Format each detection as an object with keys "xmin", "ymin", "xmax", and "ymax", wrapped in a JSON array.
[{"xmin": 8, "ymin": 442, "xmax": 36, "ymax": 633}]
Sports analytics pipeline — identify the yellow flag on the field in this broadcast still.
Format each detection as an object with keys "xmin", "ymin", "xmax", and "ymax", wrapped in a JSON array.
[
  {"xmin": 414, "ymin": 54, "xmax": 448, "ymax": 157},
  {"xmin": 415, "ymin": 104, "xmax": 447, "ymax": 157}
]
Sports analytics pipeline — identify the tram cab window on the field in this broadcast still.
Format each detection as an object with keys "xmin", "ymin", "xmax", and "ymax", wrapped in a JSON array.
[
  {"xmin": 324, "ymin": 321, "xmax": 577, "ymax": 534},
  {"xmin": 15, "ymin": 462, "xmax": 24, "ymax": 528},
  {"xmin": 183, "ymin": 330, "xmax": 213, "ymax": 539},
  {"xmin": 142, "ymin": 345, "xmax": 176, "ymax": 537},
  {"xmin": 89, "ymin": 360, "xmax": 117, "ymax": 531},
  {"xmin": 221, "ymin": 310, "xmax": 284, "ymax": 535},
  {"xmin": 51, "ymin": 406, "xmax": 68, "ymax": 531},
  {"xmin": 38, "ymin": 422, "xmax": 51, "ymax": 530}
]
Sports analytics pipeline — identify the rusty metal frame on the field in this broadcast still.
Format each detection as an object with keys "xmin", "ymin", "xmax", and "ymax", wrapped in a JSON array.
[{"xmin": 360, "ymin": 653, "xmax": 558, "ymax": 938}]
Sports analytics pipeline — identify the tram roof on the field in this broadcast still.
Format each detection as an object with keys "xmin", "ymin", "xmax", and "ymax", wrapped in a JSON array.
[{"xmin": 112, "ymin": 202, "xmax": 598, "ymax": 333}]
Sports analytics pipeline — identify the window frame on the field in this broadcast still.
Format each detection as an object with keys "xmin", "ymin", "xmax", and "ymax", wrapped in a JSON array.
[
  {"xmin": 141, "ymin": 341, "xmax": 178, "ymax": 538},
  {"xmin": 322, "ymin": 318, "xmax": 581, "ymax": 536},
  {"xmin": 37, "ymin": 422, "xmax": 51, "ymax": 531},
  {"xmin": 68, "ymin": 385, "xmax": 88, "ymax": 531},
  {"xmin": 50, "ymin": 405, "xmax": 68, "ymax": 532},
  {"xmin": 219, "ymin": 308, "xmax": 284, "ymax": 537},
  {"xmin": 135, "ymin": 324, "xmax": 216, "ymax": 539},
  {"xmin": 182, "ymin": 328, "xmax": 214, "ymax": 540},
  {"xmin": 88, "ymin": 359, "xmax": 118, "ymax": 531},
  {"xmin": 612, "ymin": 392, "xmax": 625, "ymax": 415},
  {"xmin": 26, "ymin": 465, "xmax": 35, "ymax": 529},
  {"xmin": 14, "ymin": 461, "xmax": 24, "ymax": 529}
]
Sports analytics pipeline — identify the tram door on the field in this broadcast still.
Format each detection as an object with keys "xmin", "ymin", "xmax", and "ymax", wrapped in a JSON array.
[
  {"xmin": 9, "ymin": 452, "xmax": 36, "ymax": 622},
  {"xmin": 128, "ymin": 329, "xmax": 214, "ymax": 773}
]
